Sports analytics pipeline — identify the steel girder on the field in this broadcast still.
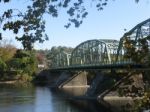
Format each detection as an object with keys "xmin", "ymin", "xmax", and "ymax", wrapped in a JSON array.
[
  {"xmin": 70, "ymin": 39, "xmax": 119, "ymax": 66},
  {"xmin": 117, "ymin": 18, "xmax": 150, "ymax": 62},
  {"xmin": 51, "ymin": 51, "xmax": 71, "ymax": 68}
]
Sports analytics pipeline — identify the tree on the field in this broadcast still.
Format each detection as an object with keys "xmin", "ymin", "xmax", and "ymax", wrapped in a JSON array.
[
  {"xmin": 0, "ymin": 40, "xmax": 17, "ymax": 62},
  {"xmin": 0, "ymin": 0, "xmax": 140, "ymax": 50},
  {"xmin": 36, "ymin": 53, "xmax": 45, "ymax": 64},
  {"xmin": 46, "ymin": 46, "xmax": 73, "ymax": 60},
  {"xmin": 122, "ymin": 35, "xmax": 150, "ymax": 111},
  {"xmin": 8, "ymin": 49, "xmax": 38, "ymax": 81},
  {"xmin": 124, "ymin": 36, "xmax": 150, "ymax": 65},
  {"xmin": 0, "ymin": 58, "xmax": 7, "ymax": 71}
]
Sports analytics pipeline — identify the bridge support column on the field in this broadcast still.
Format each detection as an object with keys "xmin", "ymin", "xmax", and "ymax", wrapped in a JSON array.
[
  {"xmin": 59, "ymin": 71, "xmax": 88, "ymax": 88},
  {"xmin": 52, "ymin": 71, "xmax": 72, "ymax": 87},
  {"xmin": 59, "ymin": 71, "xmax": 89, "ymax": 96}
]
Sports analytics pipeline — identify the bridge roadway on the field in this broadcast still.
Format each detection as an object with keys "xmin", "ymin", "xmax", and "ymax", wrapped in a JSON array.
[{"xmin": 50, "ymin": 62, "xmax": 145, "ymax": 71}]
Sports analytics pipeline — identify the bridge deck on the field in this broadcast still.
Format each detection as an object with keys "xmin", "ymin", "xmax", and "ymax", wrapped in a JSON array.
[{"xmin": 50, "ymin": 63, "xmax": 144, "ymax": 71}]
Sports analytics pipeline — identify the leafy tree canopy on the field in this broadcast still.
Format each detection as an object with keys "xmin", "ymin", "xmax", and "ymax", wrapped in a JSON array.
[{"xmin": 0, "ymin": 0, "xmax": 140, "ymax": 50}]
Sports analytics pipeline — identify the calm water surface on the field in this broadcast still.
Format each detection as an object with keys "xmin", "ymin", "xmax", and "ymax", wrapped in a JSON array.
[{"xmin": 0, "ymin": 84, "xmax": 108, "ymax": 112}]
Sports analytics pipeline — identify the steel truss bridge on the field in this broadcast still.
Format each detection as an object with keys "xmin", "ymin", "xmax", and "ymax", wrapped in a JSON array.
[{"xmin": 50, "ymin": 18, "xmax": 150, "ymax": 70}]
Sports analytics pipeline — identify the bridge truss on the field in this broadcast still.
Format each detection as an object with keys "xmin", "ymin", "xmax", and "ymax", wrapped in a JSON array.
[
  {"xmin": 117, "ymin": 18, "xmax": 150, "ymax": 63},
  {"xmin": 51, "ymin": 18, "xmax": 150, "ymax": 69},
  {"xmin": 70, "ymin": 39, "xmax": 119, "ymax": 66},
  {"xmin": 51, "ymin": 51, "xmax": 71, "ymax": 68}
]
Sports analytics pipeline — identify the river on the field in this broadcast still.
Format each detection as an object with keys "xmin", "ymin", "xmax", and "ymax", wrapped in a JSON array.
[{"xmin": 0, "ymin": 84, "xmax": 109, "ymax": 112}]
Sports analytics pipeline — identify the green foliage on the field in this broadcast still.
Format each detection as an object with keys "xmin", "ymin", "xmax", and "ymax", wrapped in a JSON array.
[
  {"xmin": 133, "ymin": 92, "xmax": 150, "ymax": 111},
  {"xmin": 0, "ymin": 0, "xmax": 10, "ymax": 3},
  {"xmin": 124, "ymin": 36, "xmax": 150, "ymax": 65},
  {"xmin": 46, "ymin": 46, "xmax": 73, "ymax": 59},
  {"xmin": 0, "ymin": 44, "xmax": 16, "ymax": 62},
  {"xmin": 7, "ymin": 49, "xmax": 38, "ymax": 81},
  {"xmin": 9, "ymin": 50, "xmax": 36, "ymax": 74},
  {"xmin": 0, "ymin": 0, "xmax": 142, "ymax": 49},
  {"xmin": 0, "ymin": 41, "xmax": 16, "ymax": 71},
  {"xmin": 0, "ymin": 58, "xmax": 7, "ymax": 71},
  {"xmin": 0, "ymin": 0, "xmax": 109, "ymax": 50},
  {"xmin": 35, "ymin": 46, "xmax": 73, "ymax": 68},
  {"xmin": 122, "ymin": 35, "xmax": 150, "ymax": 110}
]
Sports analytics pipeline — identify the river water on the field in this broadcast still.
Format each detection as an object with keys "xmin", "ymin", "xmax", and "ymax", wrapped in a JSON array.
[{"xmin": 0, "ymin": 84, "xmax": 109, "ymax": 112}]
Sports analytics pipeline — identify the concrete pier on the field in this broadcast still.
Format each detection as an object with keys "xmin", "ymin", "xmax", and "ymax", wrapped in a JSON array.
[{"xmin": 59, "ymin": 71, "xmax": 88, "ymax": 88}]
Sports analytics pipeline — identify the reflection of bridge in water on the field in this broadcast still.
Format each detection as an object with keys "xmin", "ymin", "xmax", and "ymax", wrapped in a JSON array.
[{"xmin": 51, "ymin": 18, "xmax": 150, "ymax": 70}]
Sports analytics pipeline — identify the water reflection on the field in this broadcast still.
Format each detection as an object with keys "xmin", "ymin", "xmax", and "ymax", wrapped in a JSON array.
[
  {"xmin": 0, "ymin": 84, "xmax": 108, "ymax": 112},
  {"xmin": 34, "ymin": 87, "xmax": 53, "ymax": 112},
  {"xmin": 0, "ymin": 84, "xmax": 35, "ymax": 112}
]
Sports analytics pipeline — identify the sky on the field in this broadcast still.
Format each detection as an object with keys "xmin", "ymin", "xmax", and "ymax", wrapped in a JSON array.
[{"xmin": 0, "ymin": 0, "xmax": 150, "ymax": 49}]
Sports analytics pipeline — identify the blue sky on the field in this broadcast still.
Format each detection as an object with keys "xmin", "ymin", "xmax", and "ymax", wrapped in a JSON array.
[{"xmin": 0, "ymin": 0, "xmax": 150, "ymax": 49}]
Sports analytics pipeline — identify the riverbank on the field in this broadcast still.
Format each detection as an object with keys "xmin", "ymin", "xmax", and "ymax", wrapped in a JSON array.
[{"xmin": 0, "ymin": 80, "xmax": 17, "ymax": 84}]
